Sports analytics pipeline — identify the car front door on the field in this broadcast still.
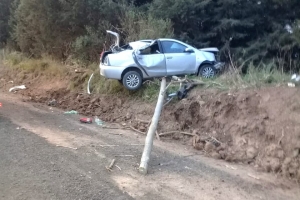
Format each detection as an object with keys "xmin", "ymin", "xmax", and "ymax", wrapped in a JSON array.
[
  {"xmin": 160, "ymin": 40, "xmax": 196, "ymax": 76},
  {"xmin": 133, "ymin": 41, "xmax": 167, "ymax": 77}
]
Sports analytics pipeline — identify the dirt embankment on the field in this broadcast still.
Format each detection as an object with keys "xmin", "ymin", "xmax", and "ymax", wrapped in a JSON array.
[{"xmin": 1, "ymin": 68, "xmax": 300, "ymax": 182}]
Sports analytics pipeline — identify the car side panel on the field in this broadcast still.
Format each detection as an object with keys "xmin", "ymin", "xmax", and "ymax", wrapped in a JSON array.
[
  {"xmin": 165, "ymin": 53, "xmax": 196, "ymax": 75},
  {"xmin": 133, "ymin": 53, "xmax": 167, "ymax": 77}
]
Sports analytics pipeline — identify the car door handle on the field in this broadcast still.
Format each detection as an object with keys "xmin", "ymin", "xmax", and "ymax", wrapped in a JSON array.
[{"xmin": 166, "ymin": 56, "xmax": 173, "ymax": 59}]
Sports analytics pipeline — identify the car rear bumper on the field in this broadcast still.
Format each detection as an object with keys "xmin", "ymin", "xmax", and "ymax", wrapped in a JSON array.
[{"xmin": 99, "ymin": 63, "xmax": 123, "ymax": 80}]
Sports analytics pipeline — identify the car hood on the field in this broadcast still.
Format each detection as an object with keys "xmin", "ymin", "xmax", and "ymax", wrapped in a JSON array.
[{"xmin": 199, "ymin": 47, "xmax": 219, "ymax": 52}]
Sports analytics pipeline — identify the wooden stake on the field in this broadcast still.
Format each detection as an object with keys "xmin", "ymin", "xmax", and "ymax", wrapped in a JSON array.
[{"xmin": 139, "ymin": 77, "xmax": 167, "ymax": 175}]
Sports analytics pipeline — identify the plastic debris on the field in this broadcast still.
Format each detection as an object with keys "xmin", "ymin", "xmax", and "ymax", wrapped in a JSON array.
[
  {"xmin": 9, "ymin": 85, "xmax": 26, "ymax": 92},
  {"xmin": 0, "ymin": 102, "xmax": 2, "ymax": 107},
  {"xmin": 95, "ymin": 116, "xmax": 104, "ymax": 126},
  {"xmin": 87, "ymin": 73, "xmax": 94, "ymax": 94},
  {"xmin": 48, "ymin": 99, "xmax": 57, "ymax": 107},
  {"xmin": 64, "ymin": 110, "xmax": 78, "ymax": 114},
  {"xmin": 80, "ymin": 118, "xmax": 93, "ymax": 124},
  {"xmin": 291, "ymin": 74, "xmax": 300, "ymax": 82}
]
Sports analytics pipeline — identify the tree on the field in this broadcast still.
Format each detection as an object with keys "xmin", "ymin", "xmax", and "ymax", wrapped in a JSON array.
[{"xmin": 0, "ymin": 0, "xmax": 12, "ymax": 47}]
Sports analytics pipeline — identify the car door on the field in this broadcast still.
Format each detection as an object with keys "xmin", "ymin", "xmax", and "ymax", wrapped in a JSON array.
[
  {"xmin": 133, "ymin": 41, "xmax": 167, "ymax": 77},
  {"xmin": 160, "ymin": 40, "xmax": 196, "ymax": 76}
]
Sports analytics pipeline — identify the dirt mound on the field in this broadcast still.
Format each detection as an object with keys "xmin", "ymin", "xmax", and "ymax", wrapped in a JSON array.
[
  {"xmin": 1, "ymin": 66, "xmax": 300, "ymax": 181},
  {"xmin": 162, "ymin": 88, "xmax": 300, "ymax": 180}
]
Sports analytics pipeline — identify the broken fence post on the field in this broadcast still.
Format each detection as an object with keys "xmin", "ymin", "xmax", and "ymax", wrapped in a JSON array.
[{"xmin": 139, "ymin": 77, "xmax": 167, "ymax": 175}]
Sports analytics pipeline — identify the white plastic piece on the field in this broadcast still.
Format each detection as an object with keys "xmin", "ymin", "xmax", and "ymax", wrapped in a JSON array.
[
  {"xmin": 87, "ymin": 73, "xmax": 94, "ymax": 94},
  {"xmin": 9, "ymin": 85, "xmax": 26, "ymax": 92}
]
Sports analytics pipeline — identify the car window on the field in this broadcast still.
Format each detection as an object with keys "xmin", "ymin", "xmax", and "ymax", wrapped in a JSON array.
[
  {"xmin": 161, "ymin": 41, "xmax": 187, "ymax": 53},
  {"xmin": 139, "ymin": 41, "xmax": 161, "ymax": 55}
]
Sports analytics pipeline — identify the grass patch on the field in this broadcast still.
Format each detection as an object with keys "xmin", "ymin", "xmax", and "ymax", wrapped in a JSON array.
[
  {"xmin": 1, "ymin": 49, "xmax": 292, "ymax": 102},
  {"xmin": 1, "ymin": 50, "xmax": 67, "ymax": 78},
  {"xmin": 194, "ymin": 63, "xmax": 290, "ymax": 90}
]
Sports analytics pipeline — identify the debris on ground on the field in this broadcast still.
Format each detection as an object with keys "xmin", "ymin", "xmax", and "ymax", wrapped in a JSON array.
[
  {"xmin": 64, "ymin": 110, "xmax": 78, "ymax": 114},
  {"xmin": 87, "ymin": 73, "xmax": 94, "ymax": 94},
  {"xmin": 80, "ymin": 118, "xmax": 93, "ymax": 124},
  {"xmin": 291, "ymin": 74, "xmax": 300, "ymax": 82},
  {"xmin": 94, "ymin": 116, "xmax": 104, "ymax": 126},
  {"xmin": 288, "ymin": 82, "xmax": 296, "ymax": 87},
  {"xmin": 9, "ymin": 85, "xmax": 26, "ymax": 92},
  {"xmin": 289, "ymin": 74, "xmax": 300, "ymax": 87},
  {"xmin": 48, "ymin": 99, "xmax": 57, "ymax": 107},
  {"xmin": 106, "ymin": 159, "xmax": 116, "ymax": 172}
]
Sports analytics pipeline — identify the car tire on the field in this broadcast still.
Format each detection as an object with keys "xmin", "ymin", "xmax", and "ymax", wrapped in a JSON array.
[
  {"xmin": 199, "ymin": 64, "xmax": 217, "ymax": 78},
  {"xmin": 122, "ymin": 71, "xmax": 143, "ymax": 91}
]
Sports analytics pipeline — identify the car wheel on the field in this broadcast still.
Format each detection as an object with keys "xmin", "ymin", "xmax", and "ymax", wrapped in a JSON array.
[
  {"xmin": 199, "ymin": 64, "xmax": 216, "ymax": 78},
  {"xmin": 122, "ymin": 71, "xmax": 142, "ymax": 90}
]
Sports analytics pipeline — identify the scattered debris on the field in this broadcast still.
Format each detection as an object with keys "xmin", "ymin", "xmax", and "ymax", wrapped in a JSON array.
[
  {"xmin": 288, "ymin": 82, "xmax": 296, "ymax": 87},
  {"xmin": 106, "ymin": 159, "xmax": 116, "ymax": 172},
  {"xmin": 109, "ymin": 132, "xmax": 123, "ymax": 136},
  {"xmin": 9, "ymin": 85, "xmax": 26, "ymax": 92},
  {"xmin": 185, "ymin": 166, "xmax": 192, "ymax": 170},
  {"xmin": 278, "ymin": 128, "xmax": 285, "ymax": 145},
  {"xmin": 225, "ymin": 165, "xmax": 237, "ymax": 170},
  {"xmin": 100, "ymin": 145, "xmax": 119, "ymax": 147},
  {"xmin": 289, "ymin": 74, "xmax": 300, "ymax": 87},
  {"xmin": 64, "ymin": 110, "xmax": 78, "ymax": 114},
  {"xmin": 129, "ymin": 126, "xmax": 146, "ymax": 135},
  {"xmin": 80, "ymin": 118, "xmax": 93, "ymax": 124},
  {"xmin": 94, "ymin": 116, "xmax": 104, "ymax": 126},
  {"xmin": 159, "ymin": 131, "xmax": 195, "ymax": 137},
  {"xmin": 164, "ymin": 76, "xmax": 205, "ymax": 106},
  {"xmin": 115, "ymin": 165, "xmax": 122, "ymax": 171},
  {"xmin": 75, "ymin": 69, "xmax": 85, "ymax": 73},
  {"xmin": 48, "ymin": 99, "xmax": 57, "ymax": 107},
  {"xmin": 156, "ymin": 130, "xmax": 160, "ymax": 141},
  {"xmin": 291, "ymin": 73, "xmax": 300, "ymax": 82},
  {"xmin": 0, "ymin": 102, "xmax": 2, "ymax": 107},
  {"xmin": 115, "ymin": 155, "xmax": 134, "ymax": 157},
  {"xmin": 87, "ymin": 73, "xmax": 94, "ymax": 94},
  {"xmin": 247, "ymin": 173, "xmax": 260, "ymax": 180}
]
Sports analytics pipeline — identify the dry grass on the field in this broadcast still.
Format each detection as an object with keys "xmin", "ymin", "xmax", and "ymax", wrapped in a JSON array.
[
  {"xmin": 195, "ymin": 64, "xmax": 291, "ymax": 90},
  {"xmin": 2, "ymin": 50, "xmax": 67, "ymax": 78},
  {"xmin": 1, "ymin": 49, "xmax": 292, "ymax": 101}
]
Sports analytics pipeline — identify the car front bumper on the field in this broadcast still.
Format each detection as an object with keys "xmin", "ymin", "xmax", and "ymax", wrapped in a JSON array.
[
  {"xmin": 214, "ymin": 62, "xmax": 225, "ymax": 70},
  {"xmin": 99, "ymin": 63, "xmax": 123, "ymax": 80}
]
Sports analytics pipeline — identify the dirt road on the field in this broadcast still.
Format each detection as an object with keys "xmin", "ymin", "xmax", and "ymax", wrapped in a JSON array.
[{"xmin": 0, "ymin": 93, "xmax": 299, "ymax": 200}]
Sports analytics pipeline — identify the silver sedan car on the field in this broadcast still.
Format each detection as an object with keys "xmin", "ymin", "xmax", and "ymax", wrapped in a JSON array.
[{"xmin": 100, "ymin": 30, "xmax": 224, "ymax": 90}]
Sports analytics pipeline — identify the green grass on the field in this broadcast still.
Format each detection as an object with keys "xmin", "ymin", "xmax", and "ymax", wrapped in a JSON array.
[{"xmin": 194, "ymin": 63, "xmax": 290, "ymax": 91}]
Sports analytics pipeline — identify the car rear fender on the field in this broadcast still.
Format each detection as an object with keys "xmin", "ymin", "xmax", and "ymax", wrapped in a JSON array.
[{"xmin": 121, "ymin": 67, "xmax": 144, "ymax": 80}]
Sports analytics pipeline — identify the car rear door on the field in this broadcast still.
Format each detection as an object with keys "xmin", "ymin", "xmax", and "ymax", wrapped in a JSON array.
[
  {"xmin": 133, "ymin": 41, "xmax": 167, "ymax": 77},
  {"xmin": 160, "ymin": 40, "xmax": 196, "ymax": 76}
]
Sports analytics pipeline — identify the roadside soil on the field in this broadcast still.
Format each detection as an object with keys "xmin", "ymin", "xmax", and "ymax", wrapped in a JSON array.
[
  {"xmin": 1, "ymin": 63, "xmax": 300, "ymax": 184},
  {"xmin": 1, "ymin": 92, "xmax": 300, "ymax": 200}
]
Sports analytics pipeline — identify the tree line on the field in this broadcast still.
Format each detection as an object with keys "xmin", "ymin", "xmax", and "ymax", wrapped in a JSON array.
[{"xmin": 0, "ymin": 0, "xmax": 300, "ymax": 71}]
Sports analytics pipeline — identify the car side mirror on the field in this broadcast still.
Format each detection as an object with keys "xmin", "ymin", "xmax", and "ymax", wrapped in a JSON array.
[{"xmin": 184, "ymin": 48, "xmax": 194, "ymax": 53}]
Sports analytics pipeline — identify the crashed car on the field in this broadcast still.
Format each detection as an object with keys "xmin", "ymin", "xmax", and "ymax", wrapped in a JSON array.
[{"xmin": 99, "ymin": 30, "xmax": 225, "ymax": 90}]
